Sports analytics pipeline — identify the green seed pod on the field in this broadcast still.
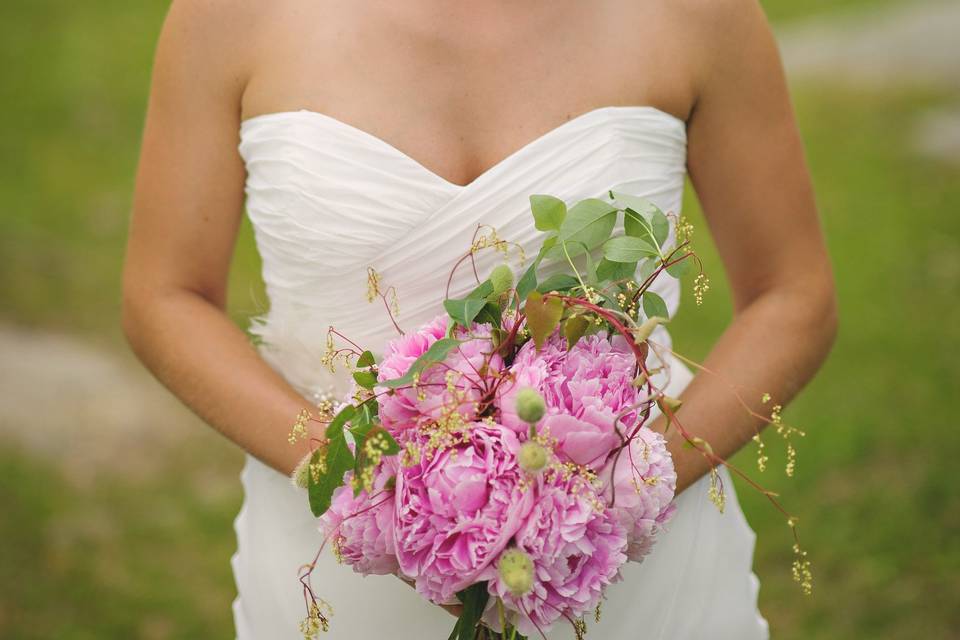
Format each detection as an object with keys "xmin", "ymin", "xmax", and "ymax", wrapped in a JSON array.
[
  {"xmin": 498, "ymin": 548, "xmax": 534, "ymax": 596},
  {"xmin": 518, "ymin": 441, "xmax": 549, "ymax": 473},
  {"xmin": 660, "ymin": 394, "xmax": 683, "ymax": 412},
  {"xmin": 291, "ymin": 451, "xmax": 313, "ymax": 489},
  {"xmin": 632, "ymin": 315, "xmax": 667, "ymax": 343},
  {"xmin": 489, "ymin": 264, "xmax": 515, "ymax": 298},
  {"xmin": 515, "ymin": 387, "xmax": 546, "ymax": 424}
]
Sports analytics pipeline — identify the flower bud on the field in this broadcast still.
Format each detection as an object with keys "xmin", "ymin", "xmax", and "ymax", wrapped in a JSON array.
[
  {"xmin": 659, "ymin": 394, "xmax": 683, "ymax": 412},
  {"xmin": 515, "ymin": 387, "xmax": 546, "ymax": 424},
  {"xmin": 291, "ymin": 451, "xmax": 313, "ymax": 489},
  {"xmin": 498, "ymin": 548, "xmax": 534, "ymax": 596},
  {"xmin": 518, "ymin": 441, "xmax": 549, "ymax": 473},
  {"xmin": 489, "ymin": 264, "xmax": 514, "ymax": 297},
  {"xmin": 633, "ymin": 315, "xmax": 667, "ymax": 343}
]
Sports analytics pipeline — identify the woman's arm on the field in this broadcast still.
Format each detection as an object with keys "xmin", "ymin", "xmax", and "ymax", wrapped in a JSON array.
[
  {"xmin": 122, "ymin": 1, "xmax": 312, "ymax": 476},
  {"xmin": 659, "ymin": 0, "xmax": 839, "ymax": 493}
]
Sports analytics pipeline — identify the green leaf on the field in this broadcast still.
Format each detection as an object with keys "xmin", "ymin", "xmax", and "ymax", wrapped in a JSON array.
[
  {"xmin": 666, "ymin": 254, "xmax": 693, "ymax": 278},
  {"xmin": 346, "ymin": 401, "xmax": 379, "ymax": 442},
  {"xmin": 638, "ymin": 258, "xmax": 658, "ymax": 284},
  {"xmin": 325, "ymin": 405, "xmax": 356, "ymax": 441},
  {"xmin": 446, "ymin": 618, "xmax": 461, "ymax": 640},
  {"xmin": 453, "ymin": 583, "xmax": 490, "ymax": 640},
  {"xmin": 516, "ymin": 265, "xmax": 537, "ymax": 304},
  {"xmin": 444, "ymin": 297, "xmax": 488, "ymax": 327},
  {"xmin": 352, "ymin": 425, "xmax": 401, "ymax": 497},
  {"xmin": 348, "ymin": 417, "xmax": 373, "ymax": 444},
  {"xmin": 642, "ymin": 291, "xmax": 670, "ymax": 320},
  {"xmin": 530, "ymin": 194, "xmax": 567, "ymax": 231},
  {"xmin": 597, "ymin": 258, "xmax": 637, "ymax": 282},
  {"xmin": 563, "ymin": 315, "xmax": 590, "ymax": 349},
  {"xmin": 516, "ymin": 236, "xmax": 557, "ymax": 302},
  {"xmin": 306, "ymin": 450, "xmax": 327, "ymax": 515},
  {"xmin": 557, "ymin": 198, "xmax": 618, "ymax": 252},
  {"xmin": 652, "ymin": 209, "xmax": 670, "ymax": 247},
  {"xmin": 466, "ymin": 279, "xmax": 494, "ymax": 300},
  {"xmin": 610, "ymin": 191, "xmax": 661, "ymax": 218},
  {"xmin": 308, "ymin": 406, "xmax": 357, "ymax": 517},
  {"xmin": 623, "ymin": 207, "xmax": 657, "ymax": 247},
  {"xmin": 536, "ymin": 273, "xmax": 580, "ymax": 293},
  {"xmin": 579, "ymin": 240, "xmax": 598, "ymax": 285},
  {"xmin": 474, "ymin": 301, "xmax": 503, "ymax": 329},
  {"xmin": 488, "ymin": 265, "xmax": 514, "ymax": 298},
  {"xmin": 524, "ymin": 291, "xmax": 563, "ymax": 351},
  {"xmin": 377, "ymin": 428, "xmax": 400, "ymax": 455},
  {"xmin": 379, "ymin": 338, "xmax": 461, "ymax": 389},
  {"xmin": 356, "ymin": 350, "xmax": 375, "ymax": 368},
  {"xmin": 603, "ymin": 235, "xmax": 659, "ymax": 263},
  {"xmin": 352, "ymin": 370, "xmax": 377, "ymax": 389}
]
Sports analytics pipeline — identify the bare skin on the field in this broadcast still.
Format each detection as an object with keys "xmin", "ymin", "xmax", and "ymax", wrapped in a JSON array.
[{"xmin": 123, "ymin": 0, "xmax": 837, "ymax": 619}]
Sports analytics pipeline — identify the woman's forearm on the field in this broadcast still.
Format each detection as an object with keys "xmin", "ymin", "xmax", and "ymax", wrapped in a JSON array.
[
  {"xmin": 122, "ymin": 286, "xmax": 313, "ymax": 476},
  {"xmin": 657, "ymin": 278, "xmax": 838, "ymax": 494}
]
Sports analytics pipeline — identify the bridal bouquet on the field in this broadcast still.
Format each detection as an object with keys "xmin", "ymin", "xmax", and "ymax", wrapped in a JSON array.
[{"xmin": 290, "ymin": 191, "xmax": 810, "ymax": 639}]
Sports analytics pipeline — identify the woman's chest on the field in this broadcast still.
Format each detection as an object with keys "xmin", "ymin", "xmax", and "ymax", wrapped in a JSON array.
[{"xmin": 240, "ymin": 1, "xmax": 697, "ymax": 188}]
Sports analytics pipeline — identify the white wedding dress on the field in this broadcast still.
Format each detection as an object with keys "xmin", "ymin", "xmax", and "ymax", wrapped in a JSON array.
[{"xmin": 231, "ymin": 105, "xmax": 769, "ymax": 639}]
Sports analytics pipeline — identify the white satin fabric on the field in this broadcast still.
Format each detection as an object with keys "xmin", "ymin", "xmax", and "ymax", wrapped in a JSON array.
[{"xmin": 232, "ymin": 106, "xmax": 769, "ymax": 639}]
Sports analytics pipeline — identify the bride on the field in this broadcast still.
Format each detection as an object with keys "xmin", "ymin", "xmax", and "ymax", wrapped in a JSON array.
[{"xmin": 122, "ymin": 1, "xmax": 837, "ymax": 638}]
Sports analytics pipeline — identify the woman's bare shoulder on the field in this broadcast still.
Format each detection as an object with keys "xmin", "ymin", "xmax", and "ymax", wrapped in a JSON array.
[
  {"xmin": 658, "ymin": 0, "xmax": 780, "ymax": 100},
  {"xmin": 155, "ymin": 0, "xmax": 273, "ymax": 98},
  {"xmin": 665, "ymin": 0, "xmax": 769, "ymax": 27}
]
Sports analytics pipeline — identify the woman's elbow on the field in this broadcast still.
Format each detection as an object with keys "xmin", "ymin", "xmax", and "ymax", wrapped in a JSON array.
[{"xmin": 120, "ymin": 278, "xmax": 154, "ymax": 356}]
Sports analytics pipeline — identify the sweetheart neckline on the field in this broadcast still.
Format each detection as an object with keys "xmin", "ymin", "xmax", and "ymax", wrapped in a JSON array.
[{"xmin": 239, "ymin": 105, "xmax": 687, "ymax": 190}]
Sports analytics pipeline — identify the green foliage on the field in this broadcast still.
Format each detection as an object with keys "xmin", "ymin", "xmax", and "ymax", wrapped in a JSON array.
[
  {"xmin": 523, "ymin": 291, "xmax": 564, "ymax": 351},
  {"xmin": 596, "ymin": 258, "xmax": 637, "ymax": 282},
  {"xmin": 529, "ymin": 194, "xmax": 567, "ymax": 231},
  {"xmin": 641, "ymin": 291, "xmax": 669, "ymax": 321},
  {"xmin": 444, "ymin": 297, "xmax": 489, "ymax": 328},
  {"xmin": 563, "ymin": 315, "xmax": 591, "ymax": 349},
  {"xmin": 545, "ymin": 198, "xmax": 617, "ymax": 260},
  {"xmin": 488, "ymin": 264, "xmax": 515, "ymax": 298},
  {"xmin": 665, "ymin": 254, "xmax": 693, "ymax": 278},
  {"xmin": 352, "ymin": 370, "xmax": 378, "ymax": 389},
  {"xmin": 449, "ymin": 583, "xmax": 491, "ymax": 640},
  {"xmin": 308, "ymin": 406, "xmax": 356, "ymax": 517},
  {"xmin": 356, "ymin": 350, "xmax": 376, "ymax": 368},
  {"xmin": 535, "ymin": 273, "xmax": 580, "ymax": 294},
  {"xmin": 352, "ymin": 424, "xmax": 400, "ymax": 498},
  {"xmin": 603, "ymin": 235, "xmax": 659, "ymax": 263}
]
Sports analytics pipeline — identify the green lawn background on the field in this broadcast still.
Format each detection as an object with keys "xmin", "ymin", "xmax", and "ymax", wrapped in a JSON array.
[{"xmin": 1, "ymin": 1, "xmax": 957, "ymax": 638}]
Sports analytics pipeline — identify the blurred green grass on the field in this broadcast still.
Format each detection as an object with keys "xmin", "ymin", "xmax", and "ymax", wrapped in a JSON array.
[
  {"xmin": 671, "ymin": 85, "xmax": 960, "ymax": 638},
  {"xmin": 1, "ymin": 1, "xmax": 958, "ymax": 638}
]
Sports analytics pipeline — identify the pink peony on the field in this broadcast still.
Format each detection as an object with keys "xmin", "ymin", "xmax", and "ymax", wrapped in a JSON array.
[
  {"xmin": 377, "ymin": 315, "xmax": 504, "ymax": 436},
  {"xmin": 487, "ymin": 473, "xmax": 628, "ymax": 635},
  {"xmin": 598, "ymin": 427, "xmax": 678, "ymax": 562},
  {"xmin": 319, "ymin": 457, "xmax": 400, "ymax": 576},
  {"xmin": 393, "ymin": 421, "xmax": 534, "ymax": 604},
  {"xmin": 499, "ymin": 330, "xmax": 649, "ymax": 470},
  {"xmin": 538, "ymin": 403, "xmax": 623, "ymax": 469}
]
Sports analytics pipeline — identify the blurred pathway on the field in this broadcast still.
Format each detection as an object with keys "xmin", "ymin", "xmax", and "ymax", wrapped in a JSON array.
[
  {"xmin": 777, "ymin": 0, "xmax": 960, "ymax": 163},
  {"xmin": 0, "ymin": 324, "xmax": 208, "ymax": 485}
]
